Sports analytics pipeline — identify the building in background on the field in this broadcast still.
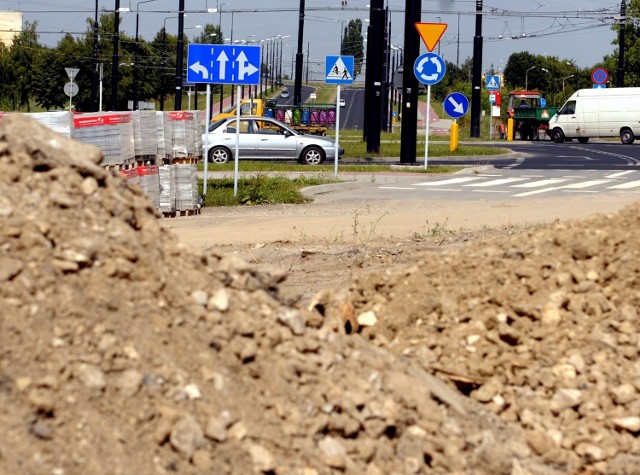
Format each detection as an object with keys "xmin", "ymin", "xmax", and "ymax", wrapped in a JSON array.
[{"xmin": 0, "ymin": 11, "xmax": 23, "ymax": 47}]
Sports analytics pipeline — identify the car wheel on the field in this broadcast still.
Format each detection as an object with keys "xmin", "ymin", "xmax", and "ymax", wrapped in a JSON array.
[
  {"xmin": 578, "ymin": 137, "xmax": 589, "ymax": 144},
  {"xmin": 301, "ymin": 146, "xmax": 325, "ymax": 165},
  {"xmin": 551, "ymin": 128, "xmax": 565, "ymax": 144},
  {"xmin": 209, "ymin": 146, "xmax": 231, "ymax": 164},
  {"xmin": 621, "ymin": 128, "xmax": 635, "ymax": 145}
]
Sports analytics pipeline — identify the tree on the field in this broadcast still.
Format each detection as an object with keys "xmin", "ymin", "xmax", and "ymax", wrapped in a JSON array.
[
  {"xmin": 3, "ymin": 22, "xmax": 44, "ymax": 111},
  {"xmin": 605, "ymin": 0, "xmax": 640, "ymax": 86},
  {"xmin": 341, "ymin": 19, "xmax": 364, "ymax": 75}
]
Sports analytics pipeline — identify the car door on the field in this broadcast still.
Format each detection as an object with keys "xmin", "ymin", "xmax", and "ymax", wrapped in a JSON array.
[
  {"xmin": 254, "ymin": 119, "xmax": 298, "ymax": 159},
  {"xmin": 220, "ymin": 119, "xmax": 259, "ymax": 159}
]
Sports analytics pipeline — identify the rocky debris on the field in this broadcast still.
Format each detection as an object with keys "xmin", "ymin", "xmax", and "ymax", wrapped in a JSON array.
[{"xmin": 0, "ymin": 114, "xmax": 637, "ymax": 474}]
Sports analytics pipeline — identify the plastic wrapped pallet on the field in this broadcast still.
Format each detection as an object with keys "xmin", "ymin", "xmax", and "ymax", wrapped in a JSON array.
[
  {"xmin": 174, "ymin": 163, "xmax": 199, "ymax": 211},
  {"xmin": 156, "ymin": 112, "xmax": 173, "ymax": 162},
  {"xmin": 158, "ymin": 164, "xmax": 176, "ymax": 214},
  {"xmin": 27, "ymin": 111, "xmax": 73, "ymax": 138},
  {"xmin": 167, "ymin": 111, "xmax": 202, "ymax": 159},
  {"xmin": 137, "ymin": 165, "xmax": 160, "ymax": 209},
  {"xmin": 132, "ymin": 110, "xmax": 158, "ymax": 158},
  {"xmin": 72, "ymin": 113, "xmax": 135, "ymax": 167}
]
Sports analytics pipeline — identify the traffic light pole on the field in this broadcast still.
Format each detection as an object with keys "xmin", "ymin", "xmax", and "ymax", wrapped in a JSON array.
[
  {"xmin": 399, "ymin": 0, "xmax": 421, "ymax": 164},
  {"xmin": 470, "ymin": 0, "xmax": 483, "ymax": 137}
]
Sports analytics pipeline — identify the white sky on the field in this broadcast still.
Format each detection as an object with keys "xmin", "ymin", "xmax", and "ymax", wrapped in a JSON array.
[{"xmin": 0, "ymin": 0, "xmax": 623, "ymax": 78}]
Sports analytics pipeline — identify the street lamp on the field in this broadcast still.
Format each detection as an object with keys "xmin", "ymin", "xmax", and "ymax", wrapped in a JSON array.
[
  {"xmin": 525, "ymin": 66, "xmax": 536, "ymax": 90},
  {"xmin": 160, "ymin": 15, "xmax": 179, "ymax": 111},
  {"xmin": 434, "ymin": 16, "xmax": 441, "ymax": 55},
  {"xmin": 563, "ymin": 74, "xmax": 575, "ymax": 91},
  {"xmin": 133, "ymin": 0, "xmax": 159, "ymax": 111}
]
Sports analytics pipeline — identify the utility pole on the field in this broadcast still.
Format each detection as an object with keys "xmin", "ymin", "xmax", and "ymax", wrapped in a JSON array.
[
  {"xmin": 293, "ymin": 0, "xmax": 305, "ymax": 105},
  {"xmin": 111, "ymin": 0, "xmax": 120, "ymax": 111},
  {"xmin": 470, "ymin": 0, "xmax": 483, "ymax": 137},
  {"xmin": 175, "ymin": 0, "xmax": 185, "ymax": 110},
  {"xmin": 91, "ymin": 0, "xmax": 99, "ymax": 112},
  {"xmin": 617, "ymin": 0, "xmax": 627, "ymax": 87},
  {"xmin": 399, "ymin": 0, "xmax": 421, "ymax": 164},
  {"xmin": 364, "ymin": 0, "xmax": 384, "ymax": 153}
]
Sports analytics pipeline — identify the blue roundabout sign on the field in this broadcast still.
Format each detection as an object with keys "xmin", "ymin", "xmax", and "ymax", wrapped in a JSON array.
[{"xmin": 414, "ymin": 52, "xmax": 446, "ymax": 86}]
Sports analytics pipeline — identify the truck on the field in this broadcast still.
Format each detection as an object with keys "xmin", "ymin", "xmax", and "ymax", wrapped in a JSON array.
[
  {"xmin": 547, "ymin": 87, "xmax": 640, "ymax": 144},
  {"xmin": 213, "ymin": 98, "xmax": 336, "ymax": 136},
  {"xmin": 506, "ymin": 90, "xmax": 559, "ymax": 140}
]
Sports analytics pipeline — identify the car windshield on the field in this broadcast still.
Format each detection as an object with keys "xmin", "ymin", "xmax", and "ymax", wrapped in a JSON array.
[{"xmin": 208, "ymin": 118, "xmax": 227, "ymax": 132}]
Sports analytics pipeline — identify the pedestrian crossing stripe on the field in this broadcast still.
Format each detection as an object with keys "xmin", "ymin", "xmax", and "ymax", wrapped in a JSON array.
[{"xmin": 327, "ymin": 57, "xmax": 352, "ymax": 80}]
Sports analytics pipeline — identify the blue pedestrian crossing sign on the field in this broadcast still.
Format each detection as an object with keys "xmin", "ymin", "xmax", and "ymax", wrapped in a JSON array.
[
  {"xmin": 443, "ymin": 92, "xmax": 469, "ymax": 119},
  {"xmin": 486, "ymin": 75, "xmax": 500, "ymax": 90},
  {"xmin": 414, "ymin": 52, "xmax": 446, "ymax": 85},
  {"xmin": 187, "ymin": 44, "xmax": 261, "ymax": 85},
  {"xmin": 325, "ymin": 56, "xmax": 354, "ymax": 85}
]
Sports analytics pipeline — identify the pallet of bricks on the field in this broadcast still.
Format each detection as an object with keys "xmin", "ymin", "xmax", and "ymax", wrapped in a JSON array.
[
  {"xmin": 158, "ymin": 111, "xmax": 202, "ymax": 217},
  {"xmin": 72, "ymin": 112, "xmax": 162, "ymax": 211}
]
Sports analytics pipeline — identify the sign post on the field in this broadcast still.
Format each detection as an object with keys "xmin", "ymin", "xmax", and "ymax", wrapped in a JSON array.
[
  {"xmin": 187, "ymin": 44, "xmax": 261, "ymax": 196},
  {"xmin": 64, "ymin": 67, "xmax": 80, "ymax": 111},
  {"xmin": 325, "ymin": 55, "xmax": 354, "ymax": 177}
]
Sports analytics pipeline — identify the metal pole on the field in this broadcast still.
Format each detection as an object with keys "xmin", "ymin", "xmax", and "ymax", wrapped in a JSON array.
[
  {"xmin": 91, "ymin": 0, "xmax": 99, "ymax": 112},
  {"xmin": 617, "ymin": 0, "xmax": 627, "ymax": 87},
  {"xmin": 293, "ymin": 0, "xmax": 305, "ymax": 105},
  {"xmin": 399, "ymin": 0, "xmax": 421, "ymax": 164},
  {"xmin": 111, "ymin": 0, "xmax": 120, "ymax": 111},
  {"xmin": 470, "ymin": 0, "xmax": 483, "ymax": 138},
  {"xmin": 175, "ymin": 0, "xmax": 185, "ymax": 110}
]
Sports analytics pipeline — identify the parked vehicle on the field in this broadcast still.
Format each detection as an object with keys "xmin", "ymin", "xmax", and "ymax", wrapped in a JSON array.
[
  {"xmin": 213, "ymin": 98, "xmax": 336, "ymax": 136},
  {"xmin": 280, "ymin": 89, "xmax": 290, "ymax": 99},
  {"xmin": 548, "ymin": 87, "xmax": 640, "ymax": 144},
  {"xmin": 506, "ymin": 90, "xmax": 559, "ymax": 140},
  {"xmin": 202, "ymin": 116, "xmax": 344, "ymax": 165}
]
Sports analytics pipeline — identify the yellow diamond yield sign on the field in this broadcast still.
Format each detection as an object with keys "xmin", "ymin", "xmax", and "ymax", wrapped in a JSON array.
[{"xmin": 415, "ymin": 22, "xmax": 447, "ymax": 52}]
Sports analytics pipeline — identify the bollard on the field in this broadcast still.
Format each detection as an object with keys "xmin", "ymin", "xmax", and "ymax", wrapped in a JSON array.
[
  {"xmin": 507, "ymin": 118, "xmax": 514, "ymax": 142},
  {"xmin": 449, "ymin": 122, "xmax": 459, "ymax": 152}
]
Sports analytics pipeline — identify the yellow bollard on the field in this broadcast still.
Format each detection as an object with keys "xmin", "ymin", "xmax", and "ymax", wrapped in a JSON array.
[
  {"xmin": 449, "ymin": 122, "xmax": 459, "ymax": 152},
  {"xmin": 507, "ymin": 118, "xmax": 514, "ymax": 142}
]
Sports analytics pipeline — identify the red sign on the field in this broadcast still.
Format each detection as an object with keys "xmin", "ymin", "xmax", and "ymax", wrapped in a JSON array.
[
  {"xmin": 74, "ymin": 113, "xmax": 132, "ymax": 128},
  {"xmin": 591, "ymin": 68, "xmax": 609, "ymax": 85}
]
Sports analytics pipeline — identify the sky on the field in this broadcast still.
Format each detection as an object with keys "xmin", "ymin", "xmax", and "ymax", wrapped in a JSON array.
[{"xmin": 0, "ymin": 0, "xmax": 624, "ymax": 79}]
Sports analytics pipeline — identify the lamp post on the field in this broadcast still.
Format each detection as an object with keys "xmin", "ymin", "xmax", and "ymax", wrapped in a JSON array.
[
  {"xmin": 175, "ymin": 0, "xmax": 185, "ymax": 110},
  {"xmin": 563, "ymin": 74, "xmax": 574, "ymax": 91},
  {"xmin": 133, "ymin": 0, "xmax": 159, "ymax": 111},
  {"xmin": 434, "ymin": 16, "xmax": 441, "ymax": 56},
  {"xmin": 525, "ymin": 66, "xmax": 536, "ymax": 90},
  {"xmin": 160, "ymin": 16, "xmax": 178, "ymax": 111},
  {"xmin": 91, "ymin": 0, "xmax": 99, "ymax": 112}
]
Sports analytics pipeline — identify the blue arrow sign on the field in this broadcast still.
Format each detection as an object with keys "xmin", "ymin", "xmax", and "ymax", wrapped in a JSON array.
[
  {"xmin": 414, "ymin": 52, "xmax": 446, "ymax": 85},
  {"xmin": 443, "ymin": 92, "xmax": 469, "ymax": 119},
  {"xmin": 187, "ymin": 44, "xmax": 261, "ymax": 85},
  {"xmin": 325, "ymin": 56, "xmax": 355, "ymax": 85}
]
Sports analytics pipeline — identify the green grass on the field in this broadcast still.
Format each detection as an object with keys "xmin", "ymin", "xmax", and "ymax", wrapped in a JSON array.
[
  {"xmin": 201, "ymin": 161, "xmax": 463, "ymax": 174},
  {"xmin": 200, "ymin": 173, "xmax": 339, "ymax": 207}
]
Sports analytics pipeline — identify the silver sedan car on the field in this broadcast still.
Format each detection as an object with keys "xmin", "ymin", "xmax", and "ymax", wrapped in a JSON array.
[{"xmin": 202, "ymin": 116, "xmax": 343, "ymax": 165}]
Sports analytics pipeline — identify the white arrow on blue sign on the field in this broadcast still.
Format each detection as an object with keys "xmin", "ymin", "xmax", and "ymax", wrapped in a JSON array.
[
  {"xmin": 187, "ymin": 44, "xmax": 261, "ymax": 85},
  {"xmin": 414, "ymin": 52, "xmax": 446, "ymax": 86},
  {"xmin": 443, "ymin": 92, "xmax": 469, "ymax": 119}
]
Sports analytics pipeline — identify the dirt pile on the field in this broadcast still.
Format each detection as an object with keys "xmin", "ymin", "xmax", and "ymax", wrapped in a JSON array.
[{"xmin": 0, "ymin": 114, "xmax": 638, "ymax": 475}]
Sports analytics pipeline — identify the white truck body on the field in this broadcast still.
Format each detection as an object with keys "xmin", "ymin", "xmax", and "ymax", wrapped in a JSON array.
[{"xmin": 548, "ymin": 87, "xmax": 640, "ymax": 144}]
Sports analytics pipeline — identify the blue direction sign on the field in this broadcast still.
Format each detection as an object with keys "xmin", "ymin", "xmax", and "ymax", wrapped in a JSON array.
[
  {"xmin": 414, "ymin": 52, "xmax": 446, "ymax": 85},
  {"xmin": 325, "ymin": 56, "xmax": 354, "ymax": 85},
  {"xmin": 443, "ymin": 92, "xmax": 469, "ymax": 119},
  {"xmin": 187, "ymin": 44, "xmax": 260, "ymax": 85}
]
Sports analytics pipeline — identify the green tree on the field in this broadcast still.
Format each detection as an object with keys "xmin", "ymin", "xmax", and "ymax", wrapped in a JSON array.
[
  {"xmin": 604, "ymin": 0, "xmax": 640, "ymax": 86},
  {"xmin": 3, "ymin": 22, "xmax": 45, "ymax": 111},
  {"xmin": 341, "ymin": 19, "xmax": 364, "ymax": 75}
]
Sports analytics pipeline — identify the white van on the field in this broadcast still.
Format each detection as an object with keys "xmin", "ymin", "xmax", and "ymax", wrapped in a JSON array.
[{"xmin": 548, "ymin": 87, "xmax": 640, "ymax": 144}]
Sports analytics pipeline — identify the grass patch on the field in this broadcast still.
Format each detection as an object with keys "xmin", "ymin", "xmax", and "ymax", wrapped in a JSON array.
[
  {"xmin": 200, "ymin": 173, "xmax": 339, "ymax": 207},
  {"xmin": 201, "ymin": 161, "xmax": 463, "ymax": 174}
]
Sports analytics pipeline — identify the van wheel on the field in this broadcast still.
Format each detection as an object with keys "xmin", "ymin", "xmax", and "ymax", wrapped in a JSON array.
[
  {"xmin": 578, "ymin": 137, "xmax": 589, "ymax": 144},
  {"xmin": 621, "ymin": 129, "xmax": 635, "ymax": 145},
  {"xmin": 551, "ymin": 128, "xmax": 565, "ymax": 144}
]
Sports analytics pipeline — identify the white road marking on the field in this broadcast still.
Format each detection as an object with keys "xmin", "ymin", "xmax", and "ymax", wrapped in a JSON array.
[
  {"xmin": 379, "ymin": 186, "xmax": 415, "ymax": 190},
  {"xmin": 511, "ymin": 178, "xmax": 571, "ymax": 188},
  {"xmin": 413, "ymin": 177, "xmax": 480, "ymax": 186},
  {"xmin": 463, "ymin": 177, "xmax": 527, "ymax": 187},
  {"xmin": 606, "ymin": 170, "xmax": 636, "ymax": 178},
  {"xmin": 608, "ymin": 180, "xmax": 640, "ymax": 190}
]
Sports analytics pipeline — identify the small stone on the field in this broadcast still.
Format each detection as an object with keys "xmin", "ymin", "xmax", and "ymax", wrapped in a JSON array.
[
  {"xmin": 612, "ymin": 417, "xmax": 640, "ymax": 433},
  {"xmin": 550, "ymin": 388, "xmax": 583, "ymax": 413},
  {"xmin": 191, "ymin": 450, "xmax": 212, "ymax": 470},
  {"xmin": 357, "ymin": 311, "xmax": 378, "ymax": 327},
  {"xmin": 208, "ymin": 288, "xmax": 230, "ymax": 312},
  {"xmin": 169, "ymin": 414, "xmax": 205, "ymax": 460},
  {"xmin": 115, "ymin": 370, "xmax": 143, "ymax": 397},
  {"xmin": 318, "ymin": 436, "xmax": 346, "ymax": 469},
  {"xmin": 75, "ymin": 364, "xmax": 106, "ymax": 390},
  {"xmin": 248, "ymin": 444, "xmax": 276, "ymax": 472},
  {"xmin": 610, "ymin": 384, "xmax": 636, "ymax": 405},
  {"xmin": 30, "ymin": 420, "xmax": 53, "ymax": 439},
  {"xmin": 183, "ymin": 384, "xmax": 201, "ymax": 400},
  {"xmin": 277, "ymin": 309, "xmax": 307, "ymax": 335},
  {"xmin": 191, "ymin": 290, "xmax": 208, "ymax": 307}
]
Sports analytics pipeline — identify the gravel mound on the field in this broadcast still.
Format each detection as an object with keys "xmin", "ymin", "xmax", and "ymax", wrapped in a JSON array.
[{"xmin": 1, "ymin": 114, "xmax": 637, "ymax": 475}]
